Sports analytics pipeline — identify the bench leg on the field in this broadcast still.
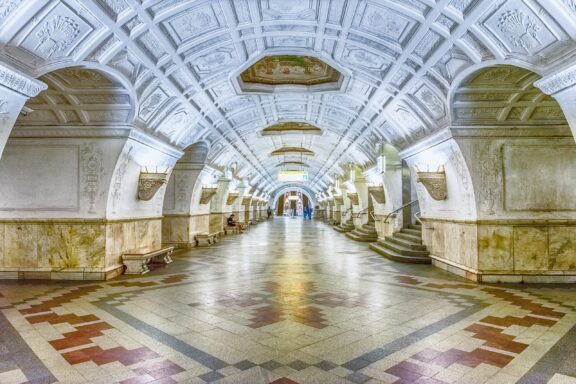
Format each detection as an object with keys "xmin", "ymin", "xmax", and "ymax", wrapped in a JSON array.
[
  {"xmin": 197, "ymin": 238, "xmax": 211, "ymax": 247},
  {"xmin": 163, "ymin": 250, "xmax": 173, "ymax": 264},
  {"xmin": 124, "ymin": 258, "xmax": 150, "ymax": 275}
]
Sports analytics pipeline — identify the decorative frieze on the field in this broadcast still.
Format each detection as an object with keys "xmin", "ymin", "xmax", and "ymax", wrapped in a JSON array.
[{"xmin": 81, "ymin": 143, "xmax": 104, "ymax": 214}]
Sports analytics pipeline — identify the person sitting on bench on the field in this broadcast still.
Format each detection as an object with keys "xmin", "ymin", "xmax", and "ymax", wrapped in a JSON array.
[{"xmin": 227, "ymin": 213, "xmax": 245, "ymax": 232}]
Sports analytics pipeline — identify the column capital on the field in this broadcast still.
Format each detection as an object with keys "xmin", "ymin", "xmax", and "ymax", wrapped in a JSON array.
[
  {"xmin": 0, "ymin": 63, "xmax": 46, "ymax": 97},
  {"xmin": 535, "ymin": 65, "xmax": 576, "ymax": 95}
]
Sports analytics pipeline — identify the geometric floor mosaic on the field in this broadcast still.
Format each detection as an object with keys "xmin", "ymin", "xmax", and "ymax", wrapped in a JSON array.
[{"xmin": 1, "ymin": 218, "xmax": 576, "ymax": 383}]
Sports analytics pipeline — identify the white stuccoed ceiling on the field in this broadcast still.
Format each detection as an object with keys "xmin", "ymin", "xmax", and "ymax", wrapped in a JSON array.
[{"xmin": 1, "ymin": 0, "xmax": 575, "ymax": 194}]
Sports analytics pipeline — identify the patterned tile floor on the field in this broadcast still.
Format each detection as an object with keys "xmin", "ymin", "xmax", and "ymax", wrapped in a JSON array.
[{"xmin": 1, "ymin": 218, "xmax": 576, "ymax": 384}]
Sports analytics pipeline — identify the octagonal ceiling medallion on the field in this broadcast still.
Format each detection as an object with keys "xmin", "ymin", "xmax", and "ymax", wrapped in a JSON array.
[
  {"xmin": 234, "ymin": 54, "xmax": 349, "ymax": 94},
  {"xmin": 241, "ymin": 55, "xmax": 340, "ymax": 85},
  {"xmin": 262, "ymin": 122, "xmax": 322, "ymax": 136}
]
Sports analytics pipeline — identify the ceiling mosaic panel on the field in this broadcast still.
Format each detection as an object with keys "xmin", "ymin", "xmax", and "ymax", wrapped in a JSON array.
[
  {"xmin": 262, "ymin": 122, "xmax": 322, "ymax": 136},
  {"xmin": 240, "ymin": 56, "xmax": 341, "ymax": 86}
]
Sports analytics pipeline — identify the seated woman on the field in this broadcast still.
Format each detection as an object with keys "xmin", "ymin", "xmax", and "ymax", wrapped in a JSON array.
[{"xmin": 227, "ymin": 213, "xmax": 245, "ymax": 232}]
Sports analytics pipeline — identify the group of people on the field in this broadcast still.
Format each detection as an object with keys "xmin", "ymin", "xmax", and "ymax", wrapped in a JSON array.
[{"xmin": 303, "ymin": 206, "xmax": 313, "ymax": 220}]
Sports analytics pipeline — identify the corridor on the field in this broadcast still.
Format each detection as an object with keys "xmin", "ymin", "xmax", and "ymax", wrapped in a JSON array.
[{"xmin": 0, "ymin": 218, "xmax": 575, "ymax": 384}]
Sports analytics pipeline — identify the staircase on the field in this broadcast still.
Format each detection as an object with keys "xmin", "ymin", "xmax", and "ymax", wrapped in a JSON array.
[
  {"xmin": 334, "ymin": 221, "xmax": 355, "ymax": 233},
  {"xmin": 346, "ymin": 222, "xmax": 378, "ymax": 242},
  {"xmin": 369, "ymin": 224, "xmax": 431, "ymax": 264}
]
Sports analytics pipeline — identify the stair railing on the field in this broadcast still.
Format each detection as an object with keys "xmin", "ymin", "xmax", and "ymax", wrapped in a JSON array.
[
  {"xmin": 354, "ymin": 207, "xmax": 369, "ymax": 218},
  {"xmin": 383, "ymin": 200, "xmax": 419, "ymax": 225},
  {"xmin": 414, "ymin": 211, "xmax": 423, "ymax": 225}
]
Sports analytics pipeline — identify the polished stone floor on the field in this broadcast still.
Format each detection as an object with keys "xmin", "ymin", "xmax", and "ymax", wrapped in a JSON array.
[{"xmin": 1, "ymin": 218, "xmax": 576, "ymax": 384}]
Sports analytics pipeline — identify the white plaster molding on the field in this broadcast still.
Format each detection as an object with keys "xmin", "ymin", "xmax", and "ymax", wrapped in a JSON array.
[
  {"xmin": 0, "ymin": 63, "xmax": 46, "ymax": 97},
  {"xmin": 535, "ymin": 65, "xmax": 576, "ymax": 95},
  {"xmin": 399, "ymin": 128, "xmax": 453, "ymax": 160},
  {"xmin": 128, "ymin": 127, "xmax": 183, "ymax": 160}
]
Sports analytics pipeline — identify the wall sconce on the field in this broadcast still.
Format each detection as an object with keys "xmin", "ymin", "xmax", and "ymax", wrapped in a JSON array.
[
  {"xmin": 226, "ymin": 192, "xmax": 240, "ymax": 205},
  {"xmin": 347, "ymin": 191, "xmax": 359, "ymax": 205},
  {"xmin": 199, "ymin": 186, "xmax": 218, "ymax": 204},
  {"xmin": 416, "ymin": 165, "xmax": 447, "ymax": 200},
  {"xmin": 138, "ymin": 167, "xmax": 170, "ymax": 201},
  {"xmin": 368, "ymin": 185, "xmax": 385, "ymax": 204}
]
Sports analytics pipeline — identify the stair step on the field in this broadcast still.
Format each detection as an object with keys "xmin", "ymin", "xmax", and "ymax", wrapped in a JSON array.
[
  {"xmin": 401, "ymin": 228, "xmax": 422, "ymax": 236},
  {"xmin": 334, "ymin": 225, "xmax": 354, "ymax": 233},
  {"xmin": 369, "ymin": 243, "xmax": 431, "ymax": 264},
  {"xmin": 394, "ymin": 232, "xmax": 423, "ymax": 244},
  {"xmin": 408, "ymin": 224, "xmax": 422, "ymax": 230},
  {"xmin": 385, "ymin": 236, "xmax": 427, "ymax": 250},
  {"xmin": 356, "ymin": 227, "xmax": 377, "ymax": 236},
  {"xmin": 376, "ymin": 240, "xmax": 429, "ymax": 257},
  {"xmin": 347, "ymin": 232, "xmax": 378, "ymax": 242}
]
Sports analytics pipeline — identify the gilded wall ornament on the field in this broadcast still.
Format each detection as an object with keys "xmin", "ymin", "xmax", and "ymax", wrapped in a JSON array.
[
  {"xmin": 226, "ymin": 192, "xmax": 239, "ymax": 205},
  {"xmin": 138, "ymin": 171, "xmax": 168, "ymax": 201},
  {"xmin": 368, "ymin": 186, "xmax": 385, "ymax": 204},
  {"xmin": 416, "ymin": 166, "xmax": 447, "ymax": 200},
  {"xmin": 199, "ymin": 186, "xmax": 218, "ymax": 205},
  {"xmin": 347, "ymin": 192, "xmax": 359, "ymax": 205},
  {"xmin": 333, "ymin": 194, "xmax": 344, "ymax": 205},
  {"xmin": 241, "ymin": 194, "xmax": 253, "ymax": 206}
]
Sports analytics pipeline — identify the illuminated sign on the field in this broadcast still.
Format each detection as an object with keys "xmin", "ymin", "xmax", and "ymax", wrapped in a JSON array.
[{"xmin": 278, "ymin": 171, "xmax": 308, "ymax": 182}]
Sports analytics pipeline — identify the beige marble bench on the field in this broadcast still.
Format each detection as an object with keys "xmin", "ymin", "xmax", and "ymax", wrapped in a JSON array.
[
  {"xmin": 196, "ymin": 232, "xmax": 218, "ymax": 247},
  {"xmin": 123, "ymin": 246, "xmax": 174, "ymax": 275},
  {"xmin": 224, "ymin": 225, "xmax": 241, "ymax": 235}
]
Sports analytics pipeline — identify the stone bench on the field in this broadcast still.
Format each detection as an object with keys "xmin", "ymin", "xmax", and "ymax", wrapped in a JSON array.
[
  {"xmin": 123, "ymin": 246, "xmax": 174, "ymax": 275},
  {"xmin": 225, "ymin": 225, "xmax": 241, "ymax": 235},
  {"xmin": 196, "ymin": 232, "xmax": 218, "ymax": 246}
]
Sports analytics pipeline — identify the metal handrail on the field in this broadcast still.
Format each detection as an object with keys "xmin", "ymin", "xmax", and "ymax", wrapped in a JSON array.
[
  {"xmin": 354, "ymin": 207, "xmax": 369, "ymax": 218},
  {"xmin": 383, "ymin": 200, "xmax": 418, "ymax": 224},
  {"xmin": 414, "ymin": 211, "xmax": 423, "ymax": 225},
  {"xmin": 369, "ymin": 210, "xmax": 376, "ymax": 222}
]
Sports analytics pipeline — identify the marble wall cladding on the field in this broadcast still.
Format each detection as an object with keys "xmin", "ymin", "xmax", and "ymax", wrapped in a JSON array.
[
  {"xmin": 424, "ymin": 218, "xmax": 576, "ymax": 279},
  {"xmin": 477, "ymin": 225, "xmax": 514, "ymax": 272},
  {"xmin": 1, "ymin": 222, "xmax": 107, "ymax": 271},
  {"xmin": 513, "ymin": 227, "xmax": 548, "ymax": 271},
  {"xmin": 422, "ymin": 220, "xmax": 478, "ymax": 270},
  {"xmin": 549, "ymin": 227, "xmax": 576, "ymax": 270},
  {"xmin": 162, "ymin": 214, "xmax": 210, "ymax": 247},
  {"xmin": 39, "ymin": 224, "xmax": 106, "ymax": 269},
  {"xmin": 209, "ymin": 213, "xmax": 226, "ymax": 234},
  {"xmin": 4, "ymin": 224, "xmax": 38, "ymax": 268},
  {"xmin": 105, "ymin": 218, "xmax": 161, "ymax": 269}
]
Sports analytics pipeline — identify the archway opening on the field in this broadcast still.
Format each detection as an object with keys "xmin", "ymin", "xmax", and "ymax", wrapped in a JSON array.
[{"xmin": 276, "ymin": 190, "xmax": 312, "ymax": 217}]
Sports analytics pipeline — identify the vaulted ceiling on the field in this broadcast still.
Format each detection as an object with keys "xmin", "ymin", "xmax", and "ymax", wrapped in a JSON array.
[{"xmin": 1, "ymin": 0, "xmax": 575, "ymax": 195}]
